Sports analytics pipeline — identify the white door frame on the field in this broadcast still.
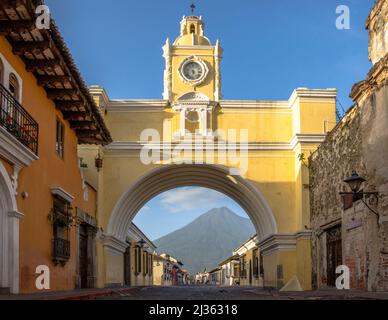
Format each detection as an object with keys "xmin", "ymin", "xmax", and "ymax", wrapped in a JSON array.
[{"xmin": 0, "ymin": 161, "xmax": 23, "ymax": 294}]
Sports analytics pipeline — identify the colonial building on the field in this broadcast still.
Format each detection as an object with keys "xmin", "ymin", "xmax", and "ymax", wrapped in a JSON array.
[
  {"xmin": 195, "ymin": 272, "xmax": 210, "ymax": 285},
  {"xmin": 152, "ymin": 253, "xmax": 187, "ymax": 286},
  {"xmin": 218, "ymin": 255, "xmax": 240, "ymax": 286},
  {"xmin": 0, "ymin": 1, "xmax": 111, "ymax": 293},
  {"xmin": 153, "ymin": 254, "xmax": 172, "ymax": 286},
  {"xmin": 209, "ymin": 267, "xmax": 222, "ymax": 285},
  {"xmin": 310, "ymin": 0, "xmax": 388, "ymax": 291},
  {"xmin": 123, "ymin": 223, "xmax": 155, "ymax": 287},
  {"xmin": 233, "ymin": 235, "xmax": 263, "ymax": 287},
  {"xmin": 86, "ymin": 13, "xmax": 337, "ymax": 290}
]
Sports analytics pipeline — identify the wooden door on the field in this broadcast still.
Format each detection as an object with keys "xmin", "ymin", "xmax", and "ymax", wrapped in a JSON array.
[
  {"xmin": 79, "ymin": 225, "xmax": 88, "ymax": 288},
  {"xmin": 124, "ymin": 247, "xmax": 131, "ymax": 286},
  {"xmin": 326, "ymin": 225, "xmax": 342, "ymax": 287}
]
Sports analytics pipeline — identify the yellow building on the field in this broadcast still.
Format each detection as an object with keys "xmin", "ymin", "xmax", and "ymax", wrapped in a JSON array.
[
  {"xmin": 233, "ymin": 235, "xmax": 263, "ymax": 287},
  {"xmin": 123, "ymin": 223, "xmax": 155, "ymax": 287},
  {"xmin": 83, "ymin": 14, "xmax": 337, "ymax": 291}
]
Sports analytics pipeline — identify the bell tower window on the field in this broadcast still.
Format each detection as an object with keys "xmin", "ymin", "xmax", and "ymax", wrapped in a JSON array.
[{"xmin": 190, "ymin": 24, "xmax": 196, "ymax": 34}]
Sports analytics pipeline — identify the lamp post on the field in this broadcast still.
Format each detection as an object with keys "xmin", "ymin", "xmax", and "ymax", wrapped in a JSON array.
[
  {"xmin": 95, "ymin": 152, "xmax": 103, "ymax": 172},
  {"xmin": 137, "ymin": 238, "xmax": 146, "ymax": 248},
  {"xmin": 340, "ymin": 171, "xmax": 379, "ymax": 217}
]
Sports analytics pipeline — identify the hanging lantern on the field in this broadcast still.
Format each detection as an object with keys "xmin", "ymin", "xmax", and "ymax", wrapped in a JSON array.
[{"xmin": 95, "ymin": 152, "xmax": 103, "ymax": 172}]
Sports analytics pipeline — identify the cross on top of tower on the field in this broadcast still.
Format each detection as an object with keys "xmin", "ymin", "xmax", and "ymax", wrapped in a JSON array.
[{"xmin": 190, "ymin": 3, "xmax": 196, "ymax": 14}]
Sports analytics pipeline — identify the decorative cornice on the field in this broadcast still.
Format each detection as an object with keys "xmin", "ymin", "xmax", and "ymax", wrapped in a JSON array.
[
  {"xmin": 233, "ymin": 235, "xmax": 258, "ymax": 255},
  {"xmin": 295, "ymin": 230, "xmax": 312, "ymax": 241},
  {"xmin": 104, "ymin": 134, "xmax": 325, "ymax": 153},
  {"xmin": 0, "ymin": 126, "xmax": 39, "ymax": 168},
  {"xmin": 172, "ymin": 45, "xmax": 214, "ymax": 50},
  {"xmin": 288, "ymin": 88, "xmax": 337, "ymax": 107},
  {"xmin": 89, "ymin": 85, "xmax": 110, "ymax": 107},
  {"xmin": 220, "ymin": 100, "xmax": 290, "ymax": 109},
  {"xmin": 102, "ymin": 234, "xmax": 128, "ymax": 254},
  {"xmin": 8, "ymin": 211, "xmax": 24, "ymax": 219},
  {"xmin": 258, "ymin": 230, "xmax": 312, "ymax": 256},
  {"xmin": 127, "ymin": 223, "xmax": 156, "ymax": 252},
  {"xmin": 350, "ymin": 52, "xmax": 388, "ymax": 103},
  {"xmin": 50, "ymin": 187, "xmax": 75, "ymax": 203},
  {"xmin": 258, "ymin": 233, "xmax": 297, "ymax": 256},
  {"xmin": 107, "ymin": 100, "xmax": 169, "ymax": 112},
  {"xmin": 290, "ymin": 134, "xmax": 327, "ymax": 150}
]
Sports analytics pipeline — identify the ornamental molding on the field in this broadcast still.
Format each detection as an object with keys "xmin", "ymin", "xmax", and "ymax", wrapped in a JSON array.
[
  {"xmin": 0, "ymin": 125, "xmax": 38, "ymax": 168},
  {"xmin": 178, "ymin": 56, "xmax": 209, "ymax": 87},
  {"xmin": 258, "ymin": 230, "xmax": 312, "ymax": 256},
  {"xmin": 288, "ymin": 88, "xmax": 337, "ymax": 107},
  {"xmin": 102, "ymin": 234, "xmax": 128, "ymax": 254},
  {"xmin": 8, "ymin": 211, "xmax": 24, "ymax": 219},
  {"xmin": 257, "ymin": 233, "xmax": 297, "ymax": 256},
  {"xmin": 350, "ymin": 52, "xmax": 388, "ymax": 103},
  {"xmin": 50, "ymin": 187, "xmax": 75, "ymax": 203},
  {"xmin": 104, "ymin": 133, "xmax": 326, "ymax": 153},
  {"xmin": 0, "ymin": 126, "xmax": 38, "ymax": 194},
  {"xmin": 127, "ymin": 223, "xmax": 156, "ymax": 252},
  {"xmin": 290, "ymin": 134, "xmax": 327, "ymax": 150}
]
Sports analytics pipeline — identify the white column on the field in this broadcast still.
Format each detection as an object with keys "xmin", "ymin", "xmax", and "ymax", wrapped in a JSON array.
[
  {"xmin": 7, "ymin": 211, "xmax": 24, "ymax": 294},
  {"xmin": 201, "ymin": 108, "xmax": 208, "ymax": 136},
  {"xmin": 180, "ymin": 109, "xmax": 186, "ymax": 136}
]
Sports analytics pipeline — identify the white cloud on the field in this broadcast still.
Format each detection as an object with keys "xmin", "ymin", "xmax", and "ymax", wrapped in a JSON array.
[{"xmin": 160, "ymin": 187, "xmax": 225, "ymax": 213}]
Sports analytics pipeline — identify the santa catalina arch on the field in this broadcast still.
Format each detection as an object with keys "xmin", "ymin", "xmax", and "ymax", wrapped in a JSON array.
[{"xmin": 80, "ymin": 15, "xmax": 337, "ymax": 290}]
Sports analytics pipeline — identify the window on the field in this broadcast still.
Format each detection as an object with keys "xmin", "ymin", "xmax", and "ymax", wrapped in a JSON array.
[
  {"xmin": 9, "ymin": 73, "xmax": 19, "ymax": 101},
  {"xmin": 149, "ymin": 254, "xmax": 153, "ymax": 276},
  {"xmin": 190, "ymin": 24, "xmax": 195, "ymax": 34},
  {"xmin": 135, "ymin": 246, "xmax": 142, "ymax": 275},
  {"xmin": 51, "ymin": 196, "xmax": 71, "ymax": 265},
  {"xmin": 145, "ymin": 252, "xmax": 149, "ymax": 275},
  {"xmin": 143, "ymin": 252, "xmax": 147, "ymax": 275},
  {"xmin": 56, "ymin": 119, "xmax": 65, "ymax": 158},
  {"xmin": 240, "ymin": 255, "xmax": 247, "ymax": 278},
  {"xmin": 260, "ymin": 253, "xmax": 264, "ymax": 277},
  {"xmin": 253, "ymin": 249, "xmax": 259, "ymax": 277}
]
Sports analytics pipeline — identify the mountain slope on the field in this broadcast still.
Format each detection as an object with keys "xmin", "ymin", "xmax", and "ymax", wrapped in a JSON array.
[{"xmin": 154, "ymin": 207, "xmax": 255, "ymax": 275}]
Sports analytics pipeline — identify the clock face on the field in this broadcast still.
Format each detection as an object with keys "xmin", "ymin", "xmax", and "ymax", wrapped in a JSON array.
[{"xmin": 183, "ymin": 61, "xmax": 203, "ymax": 81}]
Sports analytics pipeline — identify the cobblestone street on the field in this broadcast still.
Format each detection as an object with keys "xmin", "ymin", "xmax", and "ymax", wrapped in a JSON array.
[{"xmin": 103, "ymin": 286, "xmax": 388, "ymax": 300}]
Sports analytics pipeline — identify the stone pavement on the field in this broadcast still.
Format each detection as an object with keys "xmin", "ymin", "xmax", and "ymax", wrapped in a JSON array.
[
  {"xmin": 0, "ymin": 287, "xmax": 142, "ymax": 300},
  {"xmin": 2, "ymin": 286, "xmax": 388, "ymax": 300},
  {"xmin": 100, "ymin": 286, "xmax": 388, "ymax": 300}
]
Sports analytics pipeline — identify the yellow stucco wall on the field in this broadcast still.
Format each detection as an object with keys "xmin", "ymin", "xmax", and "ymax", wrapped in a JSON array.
[{"xmin": 84, "ymin": 16, "xmax": 337, "ymax": 289}]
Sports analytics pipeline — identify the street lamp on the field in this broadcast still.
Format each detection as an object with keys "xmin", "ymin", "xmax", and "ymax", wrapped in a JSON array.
[
  {"xmin": 137, "ymin": 239, "xmax": 146, "ymax": 248},
  {"xmin": 340, "ymin": 171, "xmax": 379, "ymax": 217},
  {"xmin": 344, "ymin": 171, "xmax": 365, "ymax": 193},
  {"xmin": 95, "ymin": 152, "xmax": 103, "ymax": 172}
]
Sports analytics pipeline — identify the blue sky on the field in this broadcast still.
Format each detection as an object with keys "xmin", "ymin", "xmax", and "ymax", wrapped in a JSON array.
[
  {"xmin": 45, "ymin": 1, "xmax": 376, "ymax": 239},
  {"xmin": 132, "ymin": 187, "xmax": 248, "ymax": 240},
  {"xmin": 46, "ymin": 0, "xmax": 374, "ymax": 108}
]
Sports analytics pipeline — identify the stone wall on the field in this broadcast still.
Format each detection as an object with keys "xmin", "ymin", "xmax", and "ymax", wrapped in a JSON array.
[
  {"xmin": 309, "ymin": 56, "xmax": 388, "ymax": 290},
  {"xmin": 367, "ymin": 0, "xmax": 388, "ymax": 65}
]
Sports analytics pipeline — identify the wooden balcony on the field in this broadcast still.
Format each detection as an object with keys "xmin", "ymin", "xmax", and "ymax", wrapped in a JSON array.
[{"xmin": 0, "ymin": 83, "xmax": 38, "ymax": 154}]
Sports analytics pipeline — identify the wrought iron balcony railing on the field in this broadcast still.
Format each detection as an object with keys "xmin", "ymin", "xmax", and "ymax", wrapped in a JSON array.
[
  {"xmin": 52, "ymin": 237, "xmax": 70, "ymax": 264},
  {"xmin": 0, "ymin": 83, "xmax": 39, "ymax": 154}
]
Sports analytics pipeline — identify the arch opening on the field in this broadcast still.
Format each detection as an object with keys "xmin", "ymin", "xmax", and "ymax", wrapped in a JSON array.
[{"xmin": 107, "ymin": 164, "xmax": 278, "ymax": 244}]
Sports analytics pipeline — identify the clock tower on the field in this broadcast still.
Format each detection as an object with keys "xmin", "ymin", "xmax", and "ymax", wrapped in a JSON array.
[{"xmin": 162, "ymin": 15, "xmax": 223, "ymax": 136}]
